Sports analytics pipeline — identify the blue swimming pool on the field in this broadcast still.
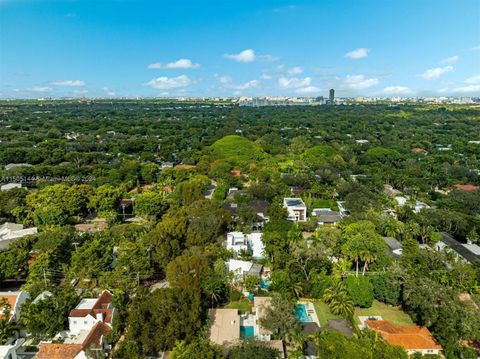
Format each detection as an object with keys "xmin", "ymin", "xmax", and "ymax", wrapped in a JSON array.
[
  {"xmin": 295, "ymin": 303, "xmax": 312, "ymax": 322},
  {"xmin": 240, "ymin": 325, "xmax": 255, "ymax": 338},
  {"xmin": 260, "ymin": 279, "xmax": 271, "ymax": 289}
]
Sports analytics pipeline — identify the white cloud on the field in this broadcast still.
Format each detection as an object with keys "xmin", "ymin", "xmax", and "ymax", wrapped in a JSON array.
[
  {"xmin": 224, "ymin": 49, "xmax": 256, "ymax": 62},
  {"xmin": 344, "ymin": 74, "xmax": 379, "ymax": 89},
  {"xmin": 216, "ymin": 74, "xmax": 259, "ymax": 90},
  {"xmin": 145, "ymin": 75, "xmax": 191, "ymax": 89},
  {"xmin": 278, "ymin": 76, "xmax": 311, "ymax": 88},
  {"xmin": 51, "ymin": 80, "xmax": 85, "ymax": 87},
  {"xmin": 259, "ymin": 54, "xmax": 280, "ymax": 62},
  {"xmin": 295, "ymin": 86, "xmax": 320, "ymax": 94},
  {"xmin": 470, "ymin": 45, "xmax": 480, "ymax": 51},
  {"xmin": 27, "ymin": 86, "xmax": 52, "ymax": 93},
  {"xmin": 452, "ymin": 84, "xmax": 480, "ymax": 93},
  {"xmin": 465, "ymin": 75, "xmax": 480, "ymax": 84},
  {"xmin": 345, "ymin": 48, "xmax": 369, "ymax": 59},
  {"xmin": 147, "ymin": 58, "xmax": 200, "ymax": 69},
  {"xmin": 260, "ymin": 73, "xmax": 272, "ymax": 80},
  {"xmin": 419, "ymin": 66, "xmax": 453, "ymax": 80},
  {"xmin": 440, "ymin": 55, "xmax": 459, "ymax": 64},
  {"xmin": 287, "ymin": 66, "xmax": 303, "ymax": 75},
  {"xmin": 382, "ymin": 86, "xmax": 412, "ymax": 95},
  {"xmin": 231, "ymin": 80, "xmax": 260, "ymax": 90}
]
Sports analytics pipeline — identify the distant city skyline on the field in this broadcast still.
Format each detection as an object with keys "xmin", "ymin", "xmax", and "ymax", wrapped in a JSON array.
[{"xmin": 1, "ymin": 0, "xmax": 479, "ymax": 98}]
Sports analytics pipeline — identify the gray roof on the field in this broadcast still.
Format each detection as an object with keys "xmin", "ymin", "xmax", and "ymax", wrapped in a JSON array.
[
  {"xmin": 327, "ymin": 319, "xmax": 353, "ymax": 337},
  {"xmin": 441, "ymin": 232, "xmax": 480, "ymax": 263},
  {"xmin": 382, "ymin": 237, "xmax": 402, "ymax": 251},
  {"xmin": 247, "ymin": 263, "xmax": 263, "ymax": 277},
  {"xmin": 316, "ymin": 211, "xmax": 341, "ymax": 223}
]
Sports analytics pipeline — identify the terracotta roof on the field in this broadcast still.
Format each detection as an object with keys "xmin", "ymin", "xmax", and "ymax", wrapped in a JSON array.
[
  {"xmin": 69, "ymin": 291, "xmax": 114, "ymax": 324},
  {"xmin": 35, "ymin": 322, "xmax": 111, "ymax": 359},
  {"xmin": 174, "ymin": 164, "xmax": 196, "ymax": 169},
  {"xmin": 35, "ymin": 344, "xmax": 83, "ymax": 359},
  {"xmin": 411, "ymin": 147, "xmax": 426, "ymax": 153},
  {"xmin": 128, "ymin": 184, "xmax": 153, "ymax": 193},
  {"xmin": 0, "ymin": 295, "xmax": 17, "ymax": 320},
  {"xmin": 365, "ymin": 320, "xmax": 442, "ymax": 351},
  {"xmin": 231, "ymin": 169, "xmax": 241, "ymax": 177},
  {"xmin": 454, "ymin": 184, "xmax": 479, "ymax": 191}
]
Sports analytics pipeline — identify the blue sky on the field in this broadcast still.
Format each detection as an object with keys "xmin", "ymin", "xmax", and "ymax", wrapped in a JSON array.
[{"xmin": 1, "ymin": 0, "xmax": 479, "ymax": 98}]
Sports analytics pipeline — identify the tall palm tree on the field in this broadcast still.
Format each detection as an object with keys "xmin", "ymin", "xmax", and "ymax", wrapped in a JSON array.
[
  {"xmin": 288, "ymin": 327, "xmax": 306, "ymax": 355},
  {"xmin": 333, "ymin": 258, "xmax": 351, "ymax": 280},
  {"xmin": 323, "ymin": 281, "xmax": 354, "ymax": 319}
]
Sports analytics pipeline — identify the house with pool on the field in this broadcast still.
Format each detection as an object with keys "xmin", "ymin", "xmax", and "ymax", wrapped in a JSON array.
[
  {"xmin": 225, "ymin": 231, "xmax": 265, "ymax": 259},
  {"xmin": 208, "ymin": 298, "xmax": 285, "ymax": 357}
]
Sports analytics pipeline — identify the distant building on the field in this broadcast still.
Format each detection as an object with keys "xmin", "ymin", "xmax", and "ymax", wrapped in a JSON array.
[
  {"xmin": 227, "ymin": 259, "xmax": 263, "ymax": 282},
  {"xmin": 329, "ymin": 89, "xmax": 335, "ymax": 104},
  {"xmin": 283, "ymin": 198, "xmax": 307, "ymax": 222},
  {"xmin": 0, "ymin": 291, "xmax": 30, "ymax": 323},
  {"xmin": 208, "ymin": 309, "xmax": 240, "ymax": 347},
  {"xmin": 382, "ymin": 237, "xmax": 403, "ymax": 257}
]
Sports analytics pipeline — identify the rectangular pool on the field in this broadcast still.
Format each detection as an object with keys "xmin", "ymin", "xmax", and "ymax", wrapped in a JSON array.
[
  {"xmin": 240, "ymin": 325, "xmax": 255, "ymax": 339},
  {"xmin": 295, "ymin": 303, "xmax": 313, "ymax": 322}
]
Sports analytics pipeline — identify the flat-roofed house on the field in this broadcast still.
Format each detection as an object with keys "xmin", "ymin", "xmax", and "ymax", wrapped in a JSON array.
[
  {"xmin": 208, "ymin": 309, "xmax": 240, "ymax": 347},
  {"xmin": 283, "ymin": 198, "xmax": 307, "ymax": 222},
  {"xmin": 365, "ymin": 320, "xmax": 442, "ymax": 356}
]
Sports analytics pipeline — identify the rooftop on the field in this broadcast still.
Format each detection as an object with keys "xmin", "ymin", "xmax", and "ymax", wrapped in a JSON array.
[
  {"xmin": 440, "ymin": 233, "xmax": 480, "ymax": 263},
  {"xmin": 365, "ymin": 320, "xmax": 442, "ymax": 351},
  {"xmin": 284, "ymin": 197, "xmax": 306, "ymax": 207},
  {"xmin": 208, "ymin": 309, "xmax": 240, "ymax": 346}
]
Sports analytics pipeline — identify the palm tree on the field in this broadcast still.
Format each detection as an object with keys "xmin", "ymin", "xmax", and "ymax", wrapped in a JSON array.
[
  {"xmin": 361, "ymin": 251, "xmax": 376, "ymax": 276},
  {"xmin": 288, "ymin": 327, "xmax": 306, "ymax": 356},
  {"xmin": 323, "ymin": 281, "xmax": 354, "ymax": 319},
  {"xmin": 333, "ymin": 258, "xmax": 351, "ymax": 280}
]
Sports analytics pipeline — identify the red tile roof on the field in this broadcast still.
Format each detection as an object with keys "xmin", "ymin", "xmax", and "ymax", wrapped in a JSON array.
[
  {"xmin": 0, "ymin": 295, "xmax": 17, "ymax": 320},
  {"xmin": 411, "ymin": 147, "xmax": 427, "ymax": 153},
  {"xmin": 365, "ymin": 320, "xmax": 442, "ymax": 351},
  {"xmin": 35, "ymin": 344, "xmax": 83, "ymax": 359},
  {"xmin": 35, "ymin": 322, "xmax": 112, "ymax": 359},
  {"xmin": 454, "ymin": 184, "xmax": 479, "ymax": 191}
]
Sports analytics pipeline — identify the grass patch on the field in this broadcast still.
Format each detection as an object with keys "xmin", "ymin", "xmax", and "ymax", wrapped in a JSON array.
[
  {"xmin": 223, "ymin": 298, "xmax": 252, "ymax": 314},
  {"xmin": 354, "ymin": 300, "xmax": 413, "ymax": 326},
  {"xmin": 310, "ymin": 199, "xmax": 339, "ymax": 211},
  {"xmin": 313, "ymin": 300, "xmax": 339, "ymax": 326}
]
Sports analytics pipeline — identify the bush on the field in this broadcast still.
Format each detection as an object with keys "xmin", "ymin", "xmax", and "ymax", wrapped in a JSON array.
[
  {"xmin": 346, "ymin": 276, "xmax": 374, "ymax": 308},
  {"xmin": 371, "ymin": 273, "xmax": 402, "ymax": 306},
  {"xmin": 229, "ymin": 289, "xmax": 243, "ymax": 302}
]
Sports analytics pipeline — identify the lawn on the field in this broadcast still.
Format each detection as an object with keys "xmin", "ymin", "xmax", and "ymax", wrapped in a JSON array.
[
  {"xmin": 312, "ymin": 300, "xmax": 339, "ymax": 326},
  {"xmin": 354, "ymin": 300, "xmax": 414, "ymax": 326},
  {"xmin": 223, "ymin": 298, "xmax": 252, "ymax": 314},
  {"xmin": 310, "ymin": 199, "xmax": 339, "ymax": 211}
]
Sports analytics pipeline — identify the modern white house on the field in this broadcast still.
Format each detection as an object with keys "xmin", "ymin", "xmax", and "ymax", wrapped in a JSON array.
[
  {"xmin": 0, "ymin": 183, "xmax": 22, "ymax": 191},
  {"xmin": 0, "ymin": 223, "xmax": 38, "ymax": 250},
  {"xmin": 226, "ymin": 232, "xmax": 265, "ymax": 259},
  {"xmin": 283, "ymin": 198, "xmax": 307, "ymax": 222},
  {"xmin": 227, "ymin": 259, "xmax": 263, "ymax": 282}
]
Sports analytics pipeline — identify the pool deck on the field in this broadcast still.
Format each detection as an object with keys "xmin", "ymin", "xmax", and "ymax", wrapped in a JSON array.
[{"xmin": 298, "ymin": 301, "xmax": 321, "ymax": 327}]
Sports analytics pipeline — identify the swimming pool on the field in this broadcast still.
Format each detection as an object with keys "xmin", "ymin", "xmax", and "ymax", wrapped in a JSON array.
[
  {"xmin": 295, "ymin": 303, "xmax": 313, "ymax": 322},
  {"xmin": 240, "ymin": 325, "xmax": 255, "ymax": 338}
]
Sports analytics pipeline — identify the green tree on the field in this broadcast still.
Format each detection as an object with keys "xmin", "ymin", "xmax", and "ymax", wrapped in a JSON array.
[
  {"xmin": 171, "ymin": 339, "xmax": 223, "ymax": 359},
  {"xmin": 259, "ymin": 295, "xmax": 298, "ymax": 341},
  {"xmin": 323, "ymin": 281, "xmax": 354, "ymax": 319}
]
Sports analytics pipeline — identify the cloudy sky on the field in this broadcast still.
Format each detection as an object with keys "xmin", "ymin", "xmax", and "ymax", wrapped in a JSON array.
[{"xmin": 1, "ymin": 0, "xmax": 479, "ymax": 98}]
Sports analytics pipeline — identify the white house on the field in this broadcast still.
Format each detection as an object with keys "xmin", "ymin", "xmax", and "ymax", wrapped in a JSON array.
[
  {"xmin": 0, "ymin": 183, "xmax": 22, "ymax": 192},
  {"xmin": 0, "ymin": 223, "xmax": 38, "ymax": 251},
  {"xmin": 283, "ymin": 198, "xmax": 307, "ymax": 222},
  {"xmin": 226, "ymin": 232, "xmax": 265, "ymax": 259},
  {"xmin": 0, "ymin": 345, "xmax": 18, "ymax": 359},
  {"xmin": 227, "ymin": 259, "xmax": 263, "ymax": 282},
  {"xmin": 68, "ymin": 291, "xmax": 116, "ymax": 334}
]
